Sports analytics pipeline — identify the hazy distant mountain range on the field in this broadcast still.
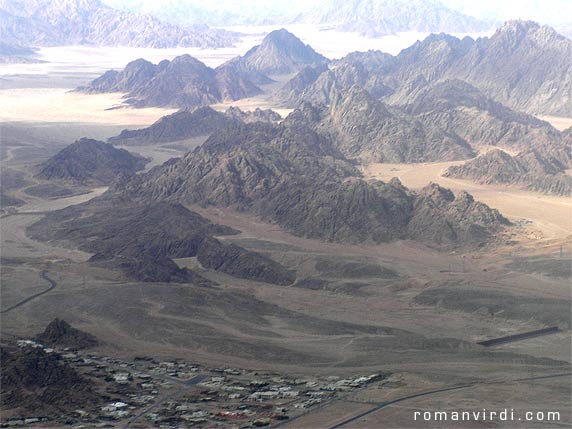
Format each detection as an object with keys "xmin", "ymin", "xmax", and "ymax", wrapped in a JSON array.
[
  {"xmin": 0, "ymin": 0, "xmax": 238, "ymax": 48},
  {"xmin": 0, "ymin": 42, "xmax": 45, "ymax": 64},
  {"xmin": 300, "ymin": 0, "xmax": 495, "ymax": 36},
  {"xmin": 103, "ymin": 0, "xmax": 495, "ymax": 34}
]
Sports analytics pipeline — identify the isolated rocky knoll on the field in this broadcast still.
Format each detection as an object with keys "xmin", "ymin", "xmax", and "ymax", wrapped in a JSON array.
[
  {"xmin": 0, "ymin": 0, "xmax": 237, "ymax": 48},
  {"xmin": 113, "ymin": 110, "xmax": 509, "ymax": 248},
  {"xmin": 29, "ymin": 200, "xmax": 295, "ymax": 285},
  {"xmin": 78, "ymin": 29, "xmax": 328, "ymax": 108},
  {"xmin": 36, "ymin": 138, "xmax": 148, "ymax": 185},
  {"xmin": 0, "ymin": 345, "xmax": 101, "ymax": 416},
  {"xmin": 280, "ymin": 21, "xmax": 572, "ymax": 116},
  {"xmin": 36, "ymin": 318, "xmax": 99, "ymax": 350}
]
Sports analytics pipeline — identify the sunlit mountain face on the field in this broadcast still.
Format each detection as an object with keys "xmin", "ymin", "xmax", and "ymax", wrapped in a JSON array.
[{"xmin": 1, "ymin": 1, "xmax": 571, "ymax": 428}]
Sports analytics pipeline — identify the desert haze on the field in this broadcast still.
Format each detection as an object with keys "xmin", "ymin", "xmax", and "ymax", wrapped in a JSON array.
[{"xmin": 0, "ymin": 1, "xmax": 571, "ymax": 428}]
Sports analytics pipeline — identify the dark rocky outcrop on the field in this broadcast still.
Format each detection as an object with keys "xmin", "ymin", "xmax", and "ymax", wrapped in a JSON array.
[
  {"xmin": 113, "ymin": 115, "xmax": 509, "ymax": 249},
  {"xmin": 398, "ymin": 80, "xmax": 563, "ymax": 149},
  {"xmin": 36, "ymin": 319, "xmax": 99, "ymax": 349},
  {"xmin": 0, "ymin": 346, "xmax": 101, "ymax": 416},
  {"xmin": 89, "ymin": 253, "xmax": 213, "ymax": 285},
  {"xmin": 108, "ymin": 106, "xmax": 282, "ymax": 147},
  {"xmin": 298, "ymin": 87, "xmax": 474, "ymax": 163},
  {"xmin": 29, "ymin": 200, "xmax": 295, "ymax": 285},
  {"xmin": 36, "ymin": 138, "xmax": 147, "ymax": 185},
  {"xmin": 108, "ymin": 107, "xmax": 239, "ymax": 146},
  {"xmin": 408, "ymin": 183, "xmax": 510, "ymax": 246},
  {"xmin": 196, "ymin": 239, "xmax": 295, "ymax": 285}
]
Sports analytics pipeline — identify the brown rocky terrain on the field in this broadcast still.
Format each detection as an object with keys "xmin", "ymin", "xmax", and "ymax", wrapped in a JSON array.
[
  {"xmin": 444, "ymin": 149, "xmax": 572, "ymax": 196},
  {"xmin": 221, "ymin": 28, "xmax": 328, "ymax": 76},
  {"xmin": 395, "ymin": 79, "xmax": 566, "ymax": 154},
  {"xmin": 36, "ymin": 138, "xmax": 148, "ymax": 185},
  {"xmin": 77, "ymin": 55, "xmax": 262, "ymax": 109},
  {"xmin": 277, "ymin": 21, "xmax": 572, "ymax": 116},
  {"xmin": 317, "ymin": 86, "xmax": 474, "ymax": 163},
  {"xmin": 0, "ymin": 345, "xmax": 102, "ymax": 417},
  {"xmin": 108, "ymin": 106, "xmax": 281, "ymax": 146},
  {"xmin": 36, "ymin": 318, "xmax": 99, "ymax": 350},
  {"xmin": 29, "ymin": 199, "xmax": 295, "ymax": 285},
  {"xmin": 113, "ymin": 113, "xmax": 509, "ymax": 248}
]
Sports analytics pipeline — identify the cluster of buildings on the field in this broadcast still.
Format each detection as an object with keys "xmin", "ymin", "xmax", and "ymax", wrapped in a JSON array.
[{"xmin": 5, "ymin": 340, "xmax": 387, "ymax": 428}]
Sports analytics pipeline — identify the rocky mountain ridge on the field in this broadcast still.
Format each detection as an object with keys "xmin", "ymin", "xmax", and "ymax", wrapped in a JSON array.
[
  {"xmin": 0, "ymin": 0, "xmax": 237, "ymax": 48},
  {"xmin": 278, "ymin": 21, "xmax": 572, "ymax": 116},
  {"xmin": 29, "ymin": 199, "xmax": 295, "ymax": 285},
  {"xmin": 444, "ymin": 149, "xmax": 572, "ymax": 196},
  {"xmin": 113, "ymin": 112, "xmax": 510, "ymax": 249}
]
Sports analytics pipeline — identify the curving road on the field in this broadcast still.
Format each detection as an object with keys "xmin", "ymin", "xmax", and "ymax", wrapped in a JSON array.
[
  {"xmin": 329, "ymin": 372, "xmax": 572, "ymax": 429},
  {"xmin": 0, "ymin": 270, "xmax": 57, "ymax": 314}
]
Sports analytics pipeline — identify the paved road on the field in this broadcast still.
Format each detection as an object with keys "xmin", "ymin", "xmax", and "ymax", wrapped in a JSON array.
[
  {"xmin": 329, "ymin": 372, "xmax": 572, "ymax": 428},
  {"xmin": 0, "ymin": 270, "xmax": 56, "ymax": 314}
]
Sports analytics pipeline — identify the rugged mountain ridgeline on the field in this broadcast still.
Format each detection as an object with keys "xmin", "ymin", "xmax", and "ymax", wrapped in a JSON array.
[
  {"xmin": 300, "ymin": 0, "xmax": 493, "ymax": 36},
  {"xmin": 36, "ymin": 138, "xmax": 148, "ymax": 185},
  {"xmin": 280, "ymin": 20, "xmax": 572, "ymax": 116},
  {"xmin": 111, "ymin": 110, "xmax": 509, "ymax": 248},
  {"xmin": 395, "ymin": 79, "xmax": 564, "ymax": 152},
  {"xmin": 77, "ymin": 55, "xmax": 262, "ymax": 109},
  {"xmin": 0, "ymin": 0, "xmax": 237, "ymax": 48},
  {"xmin": 29, "ymin": 199, "xmax": 295, "ymax": 285},
  {"xmin": 102, "ymin": 0, "xmax": 493, "ymax": 32},
  {"xmin": 108, "ymin": 107, "xmax": 280, "ymax": 146},
  {"xmin": 444, "ymin": 149, "xmax": 572, "ymax": 197},
  {"xmin": 304, "ymin": 86, "xmax": 474, "ymax": 163},
  {"xmin": 78, "ymin": 29, "xmax": 328, "ymax": 108},
  {"xmin": 268, "ymin": 22, "xmax": 571, "ymax": 194}
]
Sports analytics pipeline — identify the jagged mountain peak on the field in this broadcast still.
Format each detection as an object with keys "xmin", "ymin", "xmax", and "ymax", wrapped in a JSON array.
[
  {"xmin": 234, "ymin": 28, "xmax": 328, "ymax": 75},
  {"xmin": 418, "ymin": 182, "xmax": 455, "ymax": 202},
  {"xmin": 492, "ymin": 20, "xmax": 570, "ymax": 46}
]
